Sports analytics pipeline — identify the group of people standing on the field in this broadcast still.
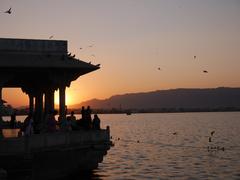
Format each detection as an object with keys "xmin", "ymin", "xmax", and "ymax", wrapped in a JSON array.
[
  {"xmin": 79, "ymin": 106, "xmax": 93, "ymax": 129},
  {"xmin": 19, "ymin": 105, "xmax": 101, "ymax": 136},
  {"xmin": 78, "ymin": 106, "xmax": 101, "ymax": 130}
]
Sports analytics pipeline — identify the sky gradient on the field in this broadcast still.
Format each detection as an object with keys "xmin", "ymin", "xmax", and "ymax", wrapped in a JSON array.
[{"xmin": 1, "ymin": 0, "xmax": 240, "ymax": 107}]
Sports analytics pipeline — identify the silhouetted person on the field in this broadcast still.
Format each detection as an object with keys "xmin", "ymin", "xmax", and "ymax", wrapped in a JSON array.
[
  {"xmin": 22, "ymin": 114, "xmax": 33, "ymax": 136},
  {"xmin": 64, "ymin": 110, "xmax": 77, "ymax": 131},
  {"xmin": 66, "ymin": 116, "xmax": 72, "ymax": 131},
  {"xmin": 70, "ymin": 111, "xmax": 76, "ymax": 121},
  {"xmin": 92, "ymin": 114, "xmax": 100, "ymax": 130},
  {"xmin": 69, "ymin": 111, "xmax": 78, "ymax": 130},
  {"xmin": 81, "ymin": 106, "xmax": 86, "ymax": 120},
  {"xmin": 47, "ymin": 110, "xmax": 57, "ymax": 133},
  {"xmin": 10, "ymin": 111, "xmax": 16, "ymax": 129},
  {"xmin": 80, "ymin": 106, "xmax": 88, "ymax": 129},
  {"xmin": 86, "ymin": 106, "xmax": 92, "ymax": 129}
]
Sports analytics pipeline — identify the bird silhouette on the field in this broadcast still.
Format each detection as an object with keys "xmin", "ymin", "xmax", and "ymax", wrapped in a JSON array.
[
  {"xmin": 173, "ymin": 132, "xmax": 177, "ymax": 135},
  {"xmin": 158, "ymin": 67, "xmax": 161, "ymax": 70},
  {"xmin": 210, "ymin": 131, "xmax": 215, "ymax": 136},
  {"xmin": 194, "ymin": 55, "xmax": 196, "ymax": 59},
  {"xmin": 208, "ymin": 137, "xmax": 212, "ymax": 142},
  {"xmin": 4, "ymin": 7, "xmax": 12, "ymax": 14},
  {"xmin": 79, "ymin": 47, "xmax": 83, "ymax": 50},
  {"xmin": 203, "ymin": 70, "xmax": 208, "ymax": 73},
  {"xmin": 49, "ymin": 35, "xmax": 54, "ymax": 39}
]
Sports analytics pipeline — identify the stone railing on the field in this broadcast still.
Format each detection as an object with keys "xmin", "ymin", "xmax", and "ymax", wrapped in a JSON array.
[{"xmin": 0, "ymin": 127, "xmax": 110, "ymax": 155}]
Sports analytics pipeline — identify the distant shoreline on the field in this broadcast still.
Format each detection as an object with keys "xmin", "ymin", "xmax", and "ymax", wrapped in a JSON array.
[
  {"xmin": 6, "ymin": 107, "xmax": 240, "ymax": 116},
  {"xmin": 93, "ymin": 108, "xmax": 240, "ymax": 114}
]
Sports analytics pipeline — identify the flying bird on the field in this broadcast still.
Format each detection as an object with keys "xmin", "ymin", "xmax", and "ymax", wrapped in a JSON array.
[
  {"xmin": 208, "ymin": 137, "xmax": 212, "ymax": 142},
  {"xmin": 79, "ymin": 47, "xmax": 83, "ymax": 50},
  {"xmin": 4, "ymin": 7, "xmax": 12, "ymax": 14},
  {"xmin": 49, "ymin": 35, "xmax": 54, "ymax": 39},
  {"xmin": 211, "ymin": 131, "xmax": 215, "ymax": 136},
  {"xmin": 158, "ymin": 67, "xmax": 161, "ymax": 70},
  {"xmin": 203, "ymin": 70, "xmax": 208, "ymax": 73}
]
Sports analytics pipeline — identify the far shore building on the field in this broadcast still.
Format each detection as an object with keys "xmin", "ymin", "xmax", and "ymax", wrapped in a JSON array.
[{"xmin": 0, "ymin": 38, "xmax": 99, "ymax": 132}]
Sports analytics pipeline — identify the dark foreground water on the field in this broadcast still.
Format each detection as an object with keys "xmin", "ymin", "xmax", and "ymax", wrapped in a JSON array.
[{"xmin": 3, "ymin": 112, "xmax": 240, "ymax": 179}]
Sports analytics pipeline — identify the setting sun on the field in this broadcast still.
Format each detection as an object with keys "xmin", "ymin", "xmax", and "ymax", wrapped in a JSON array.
[{"xmin": 54, "ymin": 89, "xmax": 74, "ymax": 106}]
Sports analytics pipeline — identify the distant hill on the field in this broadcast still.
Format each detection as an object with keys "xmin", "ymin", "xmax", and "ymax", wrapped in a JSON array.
[{"xmin": 71, "ymin": 87, "xmax": 240, "ymax": 111}]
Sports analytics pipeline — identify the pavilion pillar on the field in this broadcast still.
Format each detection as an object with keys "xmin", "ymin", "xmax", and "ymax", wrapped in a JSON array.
[
  {"xmin": 59, "ymin": 86, "xmax": 66, "ymax": 121},
  {"xmin": 0, "ymin": 87, "xmax": 2, "ymax": 116},
  {"xmin": 0, "ymin": 87, "xmax": 3, "ymax": 137},
  {"xmin": 34, "ymin": 92, "xmax": 43, "ymax": 133},
  {"xmin": 45, "ymin": 89, "xmax": 54, "ymax": 113},
  {"xmin": 0, "ymin": 87, "xmax": 2, "ymax": 101},
  {"xmin": 29, "ymin": 94, "xmax": 34, "ymax": 115}
]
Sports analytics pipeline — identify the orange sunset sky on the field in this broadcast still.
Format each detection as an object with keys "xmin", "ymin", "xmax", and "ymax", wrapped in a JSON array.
[{"xmin": 1, "ymin": 0, "xmax": 240, "ymax": 107}]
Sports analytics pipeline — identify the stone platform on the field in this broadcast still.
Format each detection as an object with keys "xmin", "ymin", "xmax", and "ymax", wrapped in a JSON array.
[{"xmin": 0, "ymin": 128, "xmax": 111, "ymax": 179}]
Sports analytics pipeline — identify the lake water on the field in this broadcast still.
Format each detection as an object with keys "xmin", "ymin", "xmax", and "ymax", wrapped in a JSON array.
[{"xmin": 3, "ymin": 112, "xmax": 240, "ymax": 179}]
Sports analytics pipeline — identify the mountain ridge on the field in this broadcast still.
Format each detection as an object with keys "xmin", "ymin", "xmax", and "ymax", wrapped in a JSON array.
[{"xmin": 69, "ymin": 87, "xmax": 240, "ymax": 110}]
